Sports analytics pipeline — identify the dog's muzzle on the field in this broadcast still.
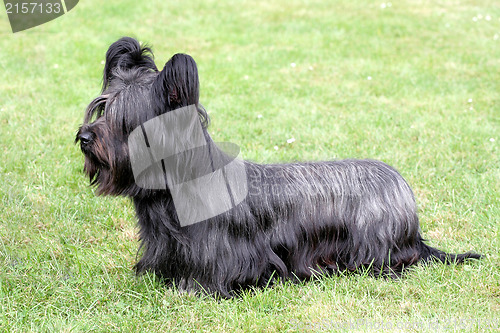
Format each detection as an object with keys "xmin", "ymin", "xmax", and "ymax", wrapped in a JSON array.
[{"xmin": 78, "ymin": 131, "xmax": 94, "ymax": 146}]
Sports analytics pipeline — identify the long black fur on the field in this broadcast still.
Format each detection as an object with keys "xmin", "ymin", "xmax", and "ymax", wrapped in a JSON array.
[{"xmin": 76, "ymin": 37, "xmax": 481, "ymax": 298}]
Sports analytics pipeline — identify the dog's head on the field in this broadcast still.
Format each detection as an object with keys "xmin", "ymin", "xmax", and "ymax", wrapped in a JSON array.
[{"xmin": 76, "ymin": 37, "xmax": 208, "ymax": 195}]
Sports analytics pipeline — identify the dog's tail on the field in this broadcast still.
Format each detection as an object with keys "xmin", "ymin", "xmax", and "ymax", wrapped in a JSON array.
[{"xmin": 418, "ymin": 239, "xmax": 482, "ymax": 264}]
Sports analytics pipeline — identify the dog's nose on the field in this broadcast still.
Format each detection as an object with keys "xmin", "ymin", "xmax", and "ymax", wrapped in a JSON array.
[{"xmin": 78, "ymin": 132, "xmax": 93, "ymax": 145}]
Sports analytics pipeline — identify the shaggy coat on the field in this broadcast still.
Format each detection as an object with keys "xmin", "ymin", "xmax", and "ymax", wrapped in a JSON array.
[{"xmin": 76, "ymin": 37, "xmax": 481, "ymax": 297}]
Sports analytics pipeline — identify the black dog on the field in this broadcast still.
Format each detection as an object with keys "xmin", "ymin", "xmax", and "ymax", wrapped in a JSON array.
[{"xmin": 76, "ymin": 37, "xmax": 480, "ymax": 297}]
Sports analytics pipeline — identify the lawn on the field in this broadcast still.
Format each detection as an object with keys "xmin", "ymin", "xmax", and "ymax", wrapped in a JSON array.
[{"xmin": 0, "ymin": 0, "xmax": 498, "ymax": 331}]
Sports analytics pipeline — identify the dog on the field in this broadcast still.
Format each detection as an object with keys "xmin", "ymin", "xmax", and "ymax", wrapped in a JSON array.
[{"xmin": 76, "ymin": 37, "xmax": 481, "ymax": 297}]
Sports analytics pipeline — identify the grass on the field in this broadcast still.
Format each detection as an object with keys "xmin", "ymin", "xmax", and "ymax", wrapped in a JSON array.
[{"xmin": 0, "ymin": 0, "xmax": 498, "ymax": 331}]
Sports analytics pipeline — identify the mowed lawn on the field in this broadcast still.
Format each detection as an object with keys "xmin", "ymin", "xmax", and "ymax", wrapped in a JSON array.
[{"xmin": 0, "ymin": 0, "xmax": 498, "ymax": 332}]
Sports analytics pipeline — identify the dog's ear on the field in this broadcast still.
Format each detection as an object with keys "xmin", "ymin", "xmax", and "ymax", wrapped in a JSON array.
[
  {"xmin": 102, "ymin": 37, "xmax": 158, "ymax": 92},
  {"xmin": 152, "ymin": 53, "xmax": 200, "ymax": 113}
]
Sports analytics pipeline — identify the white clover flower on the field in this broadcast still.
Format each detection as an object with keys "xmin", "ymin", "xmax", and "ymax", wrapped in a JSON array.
[
  {"xmin": 290, "ymin": 63, "xmax": 296, "ymax": 68},
  {"xmin": 287, "ymin": 138, "xmax": 296, "ymax": 144}
]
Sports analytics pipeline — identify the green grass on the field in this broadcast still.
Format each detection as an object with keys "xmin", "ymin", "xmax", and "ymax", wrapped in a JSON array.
[{"xmin": 0, "ymin": 0, "xmax": 499, "ymax": 331}]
